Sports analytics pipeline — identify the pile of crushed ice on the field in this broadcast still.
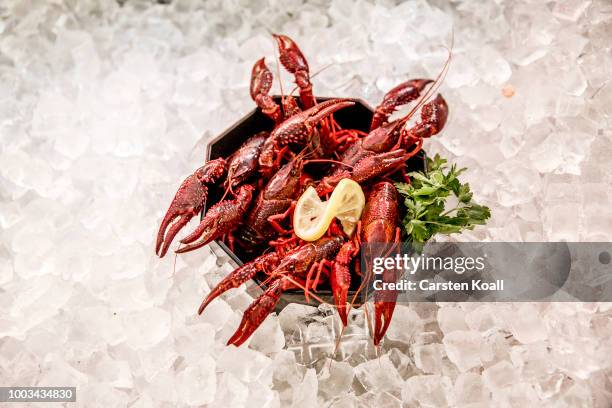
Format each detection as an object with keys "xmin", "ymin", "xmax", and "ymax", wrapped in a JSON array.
[{"xmin": 1, "ymin": 0, "xmax": 611, "ymax": 406}]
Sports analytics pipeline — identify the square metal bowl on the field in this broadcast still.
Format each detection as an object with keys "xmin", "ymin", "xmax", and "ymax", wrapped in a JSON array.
[{"xmin": 204, "ymin": 96, "xmax": 425, "ymax": 309}]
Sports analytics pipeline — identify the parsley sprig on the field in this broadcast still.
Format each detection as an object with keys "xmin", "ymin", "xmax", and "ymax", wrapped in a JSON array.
[{"xmin": 395, "ymin": 154, "xmax": 491, "ymax": 245}]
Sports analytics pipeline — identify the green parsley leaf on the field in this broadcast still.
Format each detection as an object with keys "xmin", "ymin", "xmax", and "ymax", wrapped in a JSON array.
[{"xmin": 395, "ymin": 154, "xmax": 491, "ymax": 244}]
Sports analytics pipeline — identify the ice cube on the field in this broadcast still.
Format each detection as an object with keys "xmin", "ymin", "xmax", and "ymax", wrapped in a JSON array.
[
  {"xmin": 453, "ymin": 372, "xmax": 488, "ymax": 405},
  {"xmin": 437, "ymin": 306, "xmax": 469, "ymax": 334},
  {"xmin": 247, "ymin": 313, "xmax": 286, "ymax": 354},
  {"xmin": 217, "ymin": 346, "xmax": 273, "ymax": 383},
  {"xmin": 122, "ymin": 307, "xmax": 171, "ymax": 349},
  {"xmin": 552, "ymin": 0, "xmax": 592, "ymax": 21},
  {"xmin": 446, "ymin": 54, "xmax": 480, "ymax": 89},
  {"xmin": 413, "ymin": 343, "xmax": 445, "ymax": 374},
  {"xmin": 176, "ymin": 356, "xmax": 217, "ymax": 406},
  {"xmin": 509, "ymin": 304, "xmax": 548, "ymax": 344},
  {"xmin": 477, "ymin": 46, "xmax": 512, "ymax": 86},
  {"xmin": 483, "ymin": 360, "xmax": 518, "ymax": 391},
  {"xmin": 401, "ymin": 374, "xmax": 453, "ymax": 407},
  {"xmin": 354, "ymin": 353, "xmax": 403, "ymax": 393},
  {"xmin": 318, "ymin": 360, "xmax": 354, "ymax": 399},
  {"xmin": 290, "ymin": 368, "xmax": 318, "ymax": 408},
  {"xmin": 385, "ymin": 305, "xmax": 424, "ymax": 343},
  {"xmin": 442, "ymin": 330, "xmax": 483, "ymax": 372},
  {"xmin": 94, "ymin": 357, "xmax": 133, "ymax": 388}
]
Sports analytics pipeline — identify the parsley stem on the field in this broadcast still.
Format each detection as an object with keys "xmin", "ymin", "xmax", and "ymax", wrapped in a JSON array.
[
  {"xmin": 440, "ymin": 206, "xmax": 460, "ymax": 217},
  {"xmin": 420, "ymin": 220, "xmax": 452, "ymax": 227}
]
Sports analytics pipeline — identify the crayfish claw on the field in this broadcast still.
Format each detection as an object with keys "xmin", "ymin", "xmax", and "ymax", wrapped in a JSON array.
[
  {"xmin": 273, "ymin": 34, "xmax": 308, "ymax": 73},
  {"xmin": 156, "ymin": 175, "xmax": 206, "ymax": 257},
  {"xmin": 175, "ymin": 185, "xmax": 254, "ymax": 254},
  {"xmin": 250, "ymin": 58, "xmax": 273, "ymax": 100},
  {"xmin": 331, "ymin": 240, "xmax": 358, "ymax": 326},
  {"xmin": 272, "ymin": 34, "xmax": 314, "ymax": 109},
  {"xmin": 405, "ymin": 94, "xmax": 449, "ymax": 140},
  {"xmin": 371, "ymin": 79, "xmax": 433, "ymax": 130},
  {"xmin": 373, "ymin": 299, "xmax": 397, "ymax": 345},
  {"xmin": 351, "ymin": 149, "xmax": 409, "ymax": 184},
  {"xmin": 227, "ymin": 278, "xmax": 288, "ymax": 347},
  {"xmin": 305, "ymin": 99, "xmax": 355, "ymax": 126},
  {"xmin": 155, "ymin": 159, "xmax": 226, "ymax": 258},
  {"xmin": 198, "ymin": 252, "xmax": 279, "ymax": 314},
  {"xmin": 156, "ymin": 212, "xmax": 192, "ymax": 258},
  {"xmin": 180, "ymin": 217, "xmax": 216, "ymax": 246},
  {"xmin": 251, "ymin": 58, "xmax": 282, "ymax": 123}
]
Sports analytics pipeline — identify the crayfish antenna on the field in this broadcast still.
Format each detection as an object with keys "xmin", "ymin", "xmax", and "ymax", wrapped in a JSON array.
[
  {"xmin": 172, "ymin": 250, "xmax": 179, "ymax": 277},
  {"xmin": 332, "ymin": 313, "xmax": 353, "ymax": 361}
]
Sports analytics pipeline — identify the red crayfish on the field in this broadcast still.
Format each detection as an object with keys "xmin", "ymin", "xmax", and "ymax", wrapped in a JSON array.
[{"xmin": 156, "ymin": 34, "xmax": 449, "ymax": 347}]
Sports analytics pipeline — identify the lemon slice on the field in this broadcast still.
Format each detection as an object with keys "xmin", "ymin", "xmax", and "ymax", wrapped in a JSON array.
[
  {"xmin": 330, "ymin": 179, "xmax": 366, "ymax": 236},
  {"xmin": 293, "ymin": 179, "xmax": 365, "ymax": 241},
  {"xmin": 293, "ymin": 186, "xmax": 329, "ymax": 241}
]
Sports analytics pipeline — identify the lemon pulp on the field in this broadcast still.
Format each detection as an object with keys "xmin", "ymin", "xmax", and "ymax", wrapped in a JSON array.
[{"xmin": 293, "ymin": 179, "xmax": 365, "ymax": 241}]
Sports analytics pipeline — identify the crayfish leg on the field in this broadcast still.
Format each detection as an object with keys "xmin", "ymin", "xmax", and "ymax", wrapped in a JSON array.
[{"xmin": 266, "ymin": 201, "xmax": 296, "ymax": 235}]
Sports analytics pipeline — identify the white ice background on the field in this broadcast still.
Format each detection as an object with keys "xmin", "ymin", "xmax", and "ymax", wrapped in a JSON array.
[{"xmin": 1, "ymin": 0, "xmax": 611, "ymax": 406}]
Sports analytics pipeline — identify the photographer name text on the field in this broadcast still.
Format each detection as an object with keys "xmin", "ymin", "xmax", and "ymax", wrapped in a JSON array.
[{"xmin": 372, "ymin": 278, "xmax": 504, "ymax": 292}]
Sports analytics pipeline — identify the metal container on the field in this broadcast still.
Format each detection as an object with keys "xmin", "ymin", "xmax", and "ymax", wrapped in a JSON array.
[{"xmin": 204, "ymin": 96, "xmax": 425, "ymax": 310}]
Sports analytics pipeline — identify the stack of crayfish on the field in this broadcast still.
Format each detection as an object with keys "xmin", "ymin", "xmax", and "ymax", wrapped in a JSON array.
[{"xmin": 156, "ymin": 34, "xmax": 448, "ymax": 347}]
